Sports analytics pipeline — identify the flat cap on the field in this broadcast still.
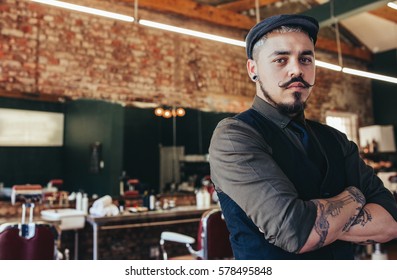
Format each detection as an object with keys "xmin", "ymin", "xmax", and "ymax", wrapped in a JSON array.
[{"xmin": 246, "ymin": 14, "xmax": 319, "ymax": 59}]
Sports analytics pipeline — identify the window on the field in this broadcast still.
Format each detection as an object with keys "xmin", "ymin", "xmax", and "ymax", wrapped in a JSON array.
[{"xmin": 325, "ymin": 111, "xmax": 358, "ymax": 145}]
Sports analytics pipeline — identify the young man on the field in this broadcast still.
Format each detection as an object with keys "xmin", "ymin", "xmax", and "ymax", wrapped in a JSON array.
[{"xmin": 209, "ymin": 14, "xmax": 397, "ymax": 260}]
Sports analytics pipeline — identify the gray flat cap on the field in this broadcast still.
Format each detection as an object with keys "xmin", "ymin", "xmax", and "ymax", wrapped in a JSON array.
[{"xmin": 246, "ymin": 14, "xmax": 319, "ymax": 59}]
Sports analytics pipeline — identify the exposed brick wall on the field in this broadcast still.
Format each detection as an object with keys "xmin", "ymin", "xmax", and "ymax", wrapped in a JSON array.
[{"xmin": 0, "ymin": 0, "xmax": 373, "ymax": 125}]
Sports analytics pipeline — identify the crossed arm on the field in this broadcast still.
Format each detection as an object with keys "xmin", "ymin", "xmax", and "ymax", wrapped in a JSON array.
[
  {"xmin": 299, "ymin": 195, "xmax": 397, "ymax": 253},
  {"xmin": 299, "ymin": 186, "xmax": 366, "ymax": 253}
]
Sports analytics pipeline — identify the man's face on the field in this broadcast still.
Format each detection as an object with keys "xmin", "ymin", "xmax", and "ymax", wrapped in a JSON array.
[{"xmin": 248, "ymin": 31, "xmax": 316, "ymax": 116}]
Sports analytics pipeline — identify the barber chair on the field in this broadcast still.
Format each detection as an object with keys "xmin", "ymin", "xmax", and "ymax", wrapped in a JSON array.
[
  {"xmin": 48, "ymin": 179, "xmax": 63, "ymax": 189},
  {"xmin": 0, "ymin": 203, "xmax": 60, "ymax": 260},
  {"xmin": 160, "ymin": 208, "xmax": 233, "ymax": 260},
  {"xmin": 43, "ymin": 180, "xmax": 68, "ymax": 207},
  {"xmin": 11, "ymin": 184, "xmax": 43, "ymax": 205}
]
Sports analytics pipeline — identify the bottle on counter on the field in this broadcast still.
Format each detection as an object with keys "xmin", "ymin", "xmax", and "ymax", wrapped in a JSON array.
[
  {"xmin": 149, "ymin": 190, "xmax": 156, "ymax": 211},
  {"xmin": 372, "ymin": 243, "xmax": 387, "ymax": 260},
  {"xmin": 372, "ymin": 139, "xmax": 379, "ymax": 153},
  {"xmin": 118, "ymin": 198, "xmax": 125, "ymax": 213},
  {"xmin": 200, "ymin": 175, "xmax": 214, "ymax": 206},
  {"xmin": 119, "ymin": 171, "xmax": 129, "ymax": 196},
  {"xmin": 75, "ymin": 192, "xmax": 82, "ymax": 211},
  {"xmin": 143, "ymin": 190, "xmax": 149, "ymax": 209},
  {"xmin": 196, "ymin": 188, "xmax": 204, "ymax": 208},
  {"xmin": 82, "ymin": 193, "xmax": 89, "ymax": 214},
  {"xmin": 203, "ymin": 187, "xmax": 211, "ymax": 208}
]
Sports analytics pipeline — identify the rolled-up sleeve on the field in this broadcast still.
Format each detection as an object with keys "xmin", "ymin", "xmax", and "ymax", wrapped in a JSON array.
[{"xmin": 209, "ymin": 118, "xmax": 317, "ymax": 253}]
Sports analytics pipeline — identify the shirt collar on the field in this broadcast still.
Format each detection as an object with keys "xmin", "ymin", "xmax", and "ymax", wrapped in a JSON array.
[{"xmin": 251, "ymin": 95, "xmax": 306, "ymax": 128}]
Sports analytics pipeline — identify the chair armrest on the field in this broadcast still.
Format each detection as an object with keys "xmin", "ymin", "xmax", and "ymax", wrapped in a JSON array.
[{"xmin": 160, "ymin": 231, "xmax": 195, "ymax": 244}]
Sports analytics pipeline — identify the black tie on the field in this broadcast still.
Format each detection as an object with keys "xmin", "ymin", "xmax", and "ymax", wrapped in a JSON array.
[{"xmin": 289, "ymin": 121, "xmax": 309, "ymax": 151}]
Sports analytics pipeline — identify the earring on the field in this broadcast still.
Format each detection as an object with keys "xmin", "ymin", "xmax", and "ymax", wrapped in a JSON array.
[{"xmin": 252, "ymin": 75, "xmax": 258, "ymax": 82}]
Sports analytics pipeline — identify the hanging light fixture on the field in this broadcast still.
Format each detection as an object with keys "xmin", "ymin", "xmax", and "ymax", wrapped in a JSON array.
[
  {"xmin": 154, "ymin": 106, "xmax": 185, "ymax": 119},
  {"xmin": 175, "ymin": 107, "xmax": 186, "ymax": 117},
  {"xmin": 162, "ymin": 109, "xmax": 173, "ymax": 119},
  {"xmin": 154, "ymin": 107, "xmax": 164, "ymax": 117}
]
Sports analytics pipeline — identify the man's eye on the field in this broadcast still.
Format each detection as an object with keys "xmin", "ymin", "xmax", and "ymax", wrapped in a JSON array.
[
  {"xmin": 275, "ymin": 58, "xmax": 286, "ymax": 63},
  {"xmin": 300, "ymin": 57, "xmax": 313, "ymax": 64}
]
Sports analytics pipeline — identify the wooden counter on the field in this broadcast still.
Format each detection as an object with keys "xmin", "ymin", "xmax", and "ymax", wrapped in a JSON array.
[
  {"xmin": 86, "ymin": 205, "xmax": 218, "ymax": 260},
  {"xmin": 87, "ymin": 205, "xmax": 215, "ymax": 224}
]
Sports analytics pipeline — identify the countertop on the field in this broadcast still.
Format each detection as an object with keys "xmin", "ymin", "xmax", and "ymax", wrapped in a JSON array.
[{"xmin": 86, "ymin": 204, "xmax": 218, "ymax": 225}]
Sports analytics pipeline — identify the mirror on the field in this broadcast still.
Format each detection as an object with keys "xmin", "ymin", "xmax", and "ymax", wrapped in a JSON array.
[{"xmin": 0, "ymin": 97, "xmax": 233, "ymax": 197}]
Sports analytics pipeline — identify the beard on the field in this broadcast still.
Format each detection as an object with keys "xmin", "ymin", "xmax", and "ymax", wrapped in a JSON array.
[{"xmin": 259, "ymin": 79, "xmax": 307, "ymax": 116}]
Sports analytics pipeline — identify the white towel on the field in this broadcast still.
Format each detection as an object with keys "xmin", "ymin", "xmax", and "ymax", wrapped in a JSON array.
[
  {"xmin": 89, "ymin": 195, "xmax": 119, "ymax": 217},
  {"xmin": 89, "ymin": 204, "xmax": 119, "ymax": 217},
  {"xmin": 92, "ymin": 195, "xmax": 112, "ymax": 209}
]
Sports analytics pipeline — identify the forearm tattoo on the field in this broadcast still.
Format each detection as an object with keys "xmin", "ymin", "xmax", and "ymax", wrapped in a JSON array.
[
  {"xmin": 312, "ymin": 201, "xmax": 329, "ymax": 248},
  {"xmin": 312, "ymin": 187, "xmax": 365, "ymax": 249},
  {"xmin": 348, "ymin": 208, "xmax": 377, "ymax": 245},
  {"xmin": 345, "ymin": 186, "xmax": 366, "ymax": 206},
  {"xmin": 342, "ymin": 199, "xmax": 371, "ymax": 232},
  {"xmin": 350, "ymin": 208, "xmax": 372, "ymax": 227}
]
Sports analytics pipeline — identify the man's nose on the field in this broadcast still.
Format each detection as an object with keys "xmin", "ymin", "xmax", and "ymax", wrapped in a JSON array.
[{"xmin": 288, "ymin": 60, "xmax": 303, "ymax": 77}]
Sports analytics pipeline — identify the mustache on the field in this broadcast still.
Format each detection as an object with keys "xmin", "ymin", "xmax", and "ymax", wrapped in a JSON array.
[{"xmin": 277, "ymin": 76, "xmax": 315, "ymax": 88}]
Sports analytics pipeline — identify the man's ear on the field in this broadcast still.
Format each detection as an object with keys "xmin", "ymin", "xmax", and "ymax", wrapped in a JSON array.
[{"xmin": 247, "ymin": 59, "xmax": 258, "ymax": 81}]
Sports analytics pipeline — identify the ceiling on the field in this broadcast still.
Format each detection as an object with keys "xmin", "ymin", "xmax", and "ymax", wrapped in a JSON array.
[{"xmin": 132, "ymin": 0, "xmax": 397, "ymax": 61}]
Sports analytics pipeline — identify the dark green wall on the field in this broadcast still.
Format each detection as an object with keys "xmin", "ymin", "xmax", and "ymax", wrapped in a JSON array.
[
  {"xmin": 176, "ymin": 109, "xmax": 202, "ymax": 154},
  {"xmin": 0, "ymin": 97, "xmax": 64, "ymax": 188},
  {"xmin": 63, "ymin": 99, "xmax": 124, "ymax": 196},
  {"xmin": 123, "ymin": 107, "xmax": 160, "ymax": 191},
  {"xmin": 175, "ymin": 109, "xmax": 234, "ymax": 155},
  {"xmin": 371, "ymin": 49, "xmax": 397, "ymax": 140}
]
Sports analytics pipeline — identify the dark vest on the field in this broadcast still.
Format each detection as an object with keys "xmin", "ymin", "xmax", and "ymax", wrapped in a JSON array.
[{"xmin": 217, "ymin": 109, "xmax": 355, "ymax": 259}]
